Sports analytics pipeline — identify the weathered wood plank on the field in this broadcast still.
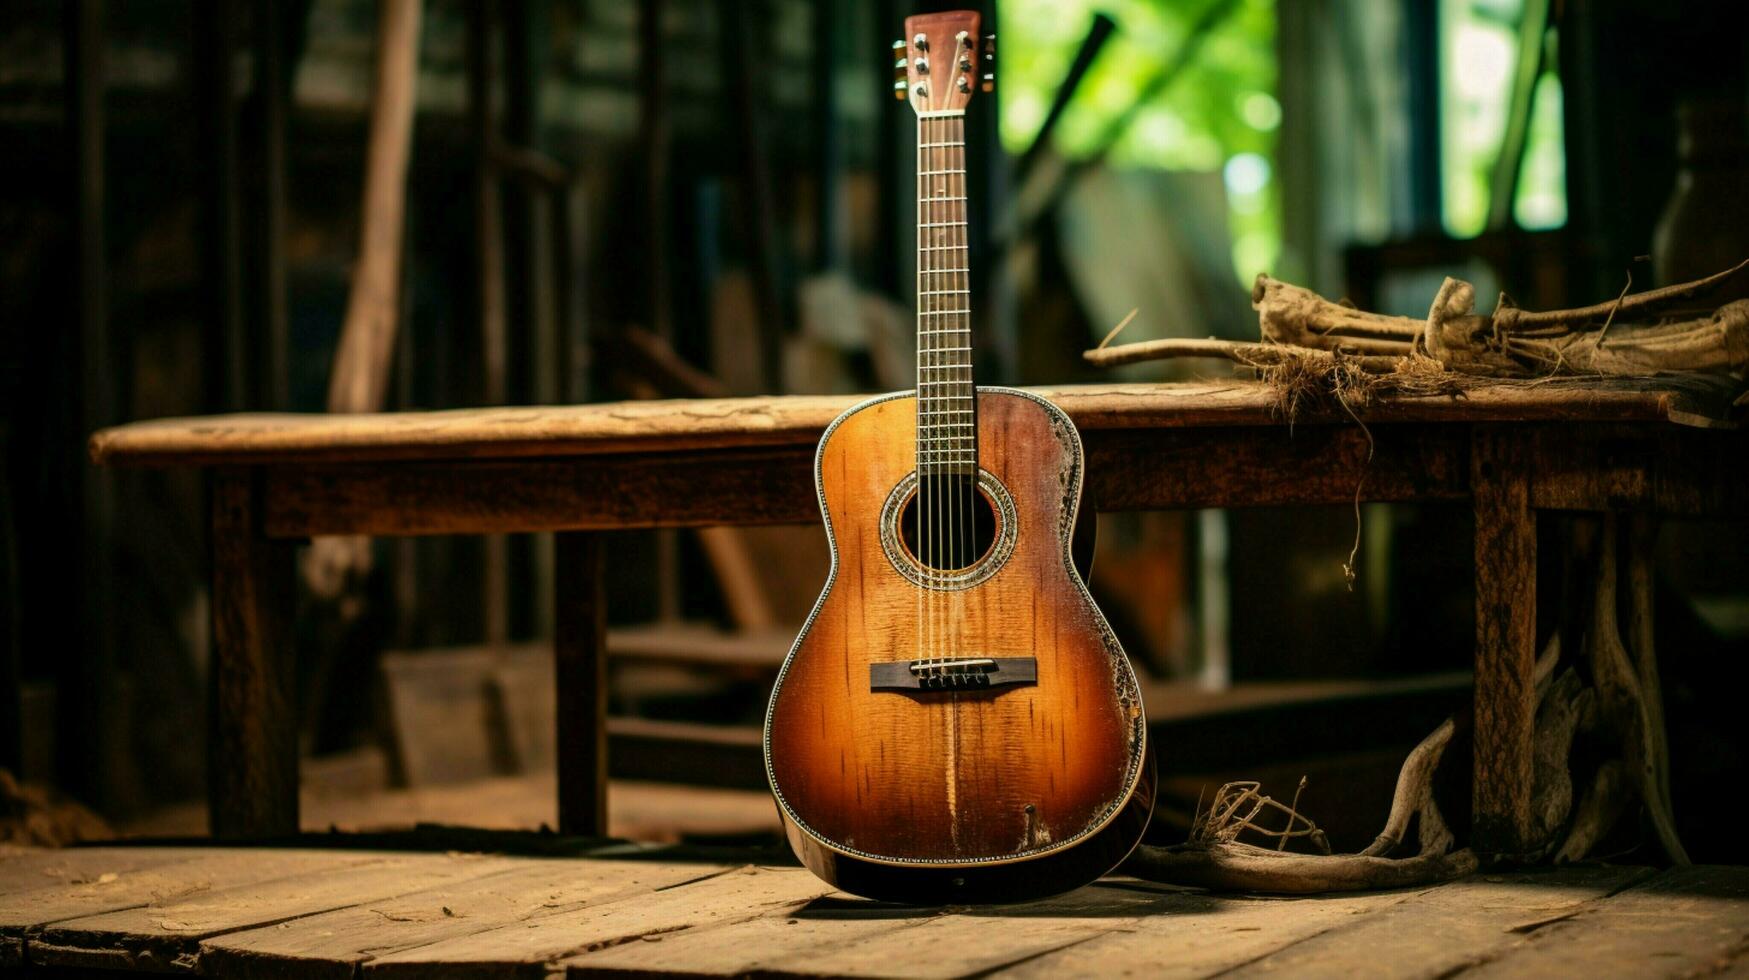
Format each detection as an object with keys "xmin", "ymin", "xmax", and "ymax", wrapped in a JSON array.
[
  {"xmin": 32, "ymin": 852, "xmax": 516, "ymax": 972},
  {"xmin": 363, "ymin": 865, "xmax": 834, "ymax": 978},
  {"xmin": 731, "ymin": 882, "xmax": 1233, "ymax": 979},
  {"xmin": 255, "ymin": 425, "xmax": 1474, "ymax": 540},
  {"xmin": 1219, "ymin": 864, "xmax": 1654, "ymax": 979},
  {"xmin": 1462, "ymin": 866, "xmax": 1749, "ymax": 979},
  {"xmin": 1085, "ymin": 424, "xmax": 1468, "ymax": 511},
  {"xmin": 210, "ymin": 469, "xmax": 299, "ymax": 839},
  {"xmin": 89, "ymin": 381, "xmax": 1723, "ymax": 468},
  {"xmin": 563, "ymin": 879, "xmax": 1409, "ymax": 980},
  {"xmin": 559, "ymin": 891, "xmax": 939, "ymax": 978},
  {"xmin": 0, "ymin": 849, "xmax": 380, "ymax": 956},
  {"xmin": 201, "ymin": 857, "xmax": 728, "ymax": 979},
  {"xmin": 1529, "ymin": 424, "xmax": 1749, "ymax": 517},
  {"xmin": 997, "ymin": 884, "xmax": 1425, "ymax": 979},
  {"xmin": 261, "ymin": 449, "xmax": 819, "ymax": 537},
  {"xmin": 1471, "ymin": 426, "xmax": 1538, "ymax": 859},
  {"xmin": 0, "ymin": 848, "xmax": 214, "ymax": 899}
]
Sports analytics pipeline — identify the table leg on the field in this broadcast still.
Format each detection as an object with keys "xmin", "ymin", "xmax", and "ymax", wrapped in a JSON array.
[
  {"xmin": 209, "ymin": 468, "xmax": 298, "ymax": 838},
  {"xmin": 1470, "ymin": 426, "xmax": 1537, "ymax": 858},
  {"xmin": 555, "ymin": 531, "xmax": 608, "ymax": 836}
]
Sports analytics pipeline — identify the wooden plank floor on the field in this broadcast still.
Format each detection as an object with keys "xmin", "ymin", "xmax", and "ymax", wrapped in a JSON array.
[{"xmin": 2, "ymin": 846, "xmax": 1745, "ymax": 978}]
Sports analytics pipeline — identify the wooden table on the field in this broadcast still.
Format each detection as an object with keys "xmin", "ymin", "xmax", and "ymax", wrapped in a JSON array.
[
  {"xmin": 4, "ymin": 844, "xmax": 1746, "ymax": 976},
  {"xmin": 88, "ymin": 380, "xmax": 1746, "ymax": 855}
]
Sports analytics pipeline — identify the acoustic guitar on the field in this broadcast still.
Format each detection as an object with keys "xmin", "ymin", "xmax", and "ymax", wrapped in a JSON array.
[{"xmin": 763, "ymin": 11, "xmax": 1154, "ymax": 904}]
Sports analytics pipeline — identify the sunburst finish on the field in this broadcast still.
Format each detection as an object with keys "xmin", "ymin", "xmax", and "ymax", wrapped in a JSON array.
[{"xmin": 764, "ymin": 389, "xmax": 1153, "ymax": 903}]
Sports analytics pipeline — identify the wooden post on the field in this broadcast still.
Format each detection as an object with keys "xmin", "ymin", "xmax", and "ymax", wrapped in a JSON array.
[
  {"xmin": 0, "ymin": 454, "xmax": 18, "ymax": 775},
  {"xmin": 1471, "ymin": 425, "xmax": 1537, "ymax": 858},
  {"xmin": 62, "ymin": 0, "xmax": 123, "ymax": 812},
  {"xmin": 555, "ymin": 532, "xmax": 608, "ymax": 836},
  {"xmin": 250, "ymin": 0, "xmax": 290, "ymax": 410},
  {"xmin": 210, "ymin": 469, "xmax": 298, "ymax": 838}
]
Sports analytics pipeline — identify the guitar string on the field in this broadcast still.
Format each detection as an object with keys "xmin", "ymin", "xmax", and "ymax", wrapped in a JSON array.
[
  {"xmin": 914, "ymin": 107, "xmax": 927, "ymax": 674},
  {"xmin": 944, "ymin": 114, "xmax": 963, "ymax": 670}
]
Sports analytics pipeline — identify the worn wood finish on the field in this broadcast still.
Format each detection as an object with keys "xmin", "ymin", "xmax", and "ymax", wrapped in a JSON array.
[
  {"xmin": 1471, "ymin": 427, "xmax": 1538, "ymax": 858},
  {"xmin": 555, "ymin": 532, "xmax": 608, "ymax": 836},
  {"xmin": 1463, "ymin": 866, "xmax": 1749, "ymax": 977},
  {"xmin": 367, "ymin": 865, "xmax": 832, "ymax": 976},
  {"xmin": 254, "ymin": 425, "xmax": 1470, "ymax": 540},
  {"xmin": 87, "ymin": 380, "xmax": 1732, "ymax": 468},
  {"xmin": 262, "ymin": 448, "xmax": 819, "ymax": 538},
  {"xmin": 32, "ymin": 854, "xmax": 515, "ymax": 972},
  {"xmin": 766, "ymin": 391, "xmax": 1151, "ymax": 902},
  {"xmin": 1223, "ymin": 864, "xmax": 1656, "ymax": 978},
  {"xmin": 0, "ymin": 849, "xmax": 382, "ymax": 962},
  {"xmin": 209, "ymin": 469, "xmax": 298, "ymax": 839},
  {"xmin": 8, "ymin": 849, "xmax": 1744, "ymax": 977},
  {"xmin": 200, "ymin": 857, "xmax": 718, "ymax": 978}
]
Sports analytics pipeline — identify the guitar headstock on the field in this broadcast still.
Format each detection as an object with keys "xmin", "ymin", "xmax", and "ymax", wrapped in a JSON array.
[{"xmin": 893, "ymin": 11, "xmax": 994, "ymax": 115}]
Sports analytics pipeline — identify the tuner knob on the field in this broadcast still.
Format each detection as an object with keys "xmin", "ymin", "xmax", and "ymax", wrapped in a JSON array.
[
  {"xmin": 957, "ymin": 30, "xmax": 971, "ymax": 48},
  {"xmin": 959, "ymin": 56, "xmax": 971, "ymax": 72},
  {"xmin": 893, "ymin": 80, "xmax": 908, "ymax": 100},
  {"xmin": 957, "ymin": 76, "xmax": 970, "ymax": 93},
  {"xmin": 981, "ymin": 72, "xmax": 995, "ymax": 93},
  {"xmin": 913, "ymin": 32, "xmax": 928, "ymax": 50},
  {"xmin": 913, "ymin": 56, "xmax": 929, "ymax": 73}
]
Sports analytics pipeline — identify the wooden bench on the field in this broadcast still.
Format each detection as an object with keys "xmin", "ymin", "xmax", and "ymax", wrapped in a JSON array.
[{"xmin": 88, "ymin": 380, "xmax": 1747, "ymax": 856}]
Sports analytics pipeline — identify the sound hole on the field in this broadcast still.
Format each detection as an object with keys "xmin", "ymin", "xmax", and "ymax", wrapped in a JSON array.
[{"xmin": 900, "ymin": 473, "xmax": 999, "ymax": 572}]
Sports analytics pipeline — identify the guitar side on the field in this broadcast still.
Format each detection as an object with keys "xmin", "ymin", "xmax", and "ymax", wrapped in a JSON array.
[{"xmin": 764, "ymin": 388, "xmax": 1154, "ymax": 904}]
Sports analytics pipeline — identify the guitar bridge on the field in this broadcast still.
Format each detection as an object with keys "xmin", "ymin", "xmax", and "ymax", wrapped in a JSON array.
[{"xmin": 869, "ymin": 657, "xmax": 1037, "ymax": 691}]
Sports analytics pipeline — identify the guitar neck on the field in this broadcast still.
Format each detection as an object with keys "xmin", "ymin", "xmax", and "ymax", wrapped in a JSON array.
[{"xmin": 916, "ymin": 112, "xmax": 976, "ymax": 477}]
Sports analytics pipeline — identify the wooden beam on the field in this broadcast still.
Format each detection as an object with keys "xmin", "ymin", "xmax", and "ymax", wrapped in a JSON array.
[
  {"xmin": 1084, "ymin": 425, "xmax": 1468, "ymax": 510},
  {"xmin": 90, "ymin": 381, "xmax": 1730, "ymax": 469},
  {"xmin": 261, "ymin": 448, "xmax": 820, "ymax": 538},
  {"xmin": 1470, "ymin": 425, "xmax": 1538, "ymax": 858},
  {"xmin": 327, "ymin": 0, "xmax": 422, "ymax": 414},
  {"xmin": 210, "ymin": 469, "xmax": 299, "ymax": 838},
  {"xmin": 256, "ymin": 425, "xmax": 1470, "ymax": 539},
  {"xmin": 554, "ymin": 533, "xmax": 608, "ymax": 836}
]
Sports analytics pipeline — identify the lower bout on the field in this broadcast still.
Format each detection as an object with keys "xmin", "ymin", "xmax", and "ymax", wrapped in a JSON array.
[{"xmin": 781, "ymin": 743, "xmax": 1156, "ymax": 904}]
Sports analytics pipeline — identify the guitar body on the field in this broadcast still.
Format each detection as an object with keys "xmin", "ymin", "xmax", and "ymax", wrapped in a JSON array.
[{"xmin": 764, "ymin": 388, "xmax": 1154, "ymax": 904}]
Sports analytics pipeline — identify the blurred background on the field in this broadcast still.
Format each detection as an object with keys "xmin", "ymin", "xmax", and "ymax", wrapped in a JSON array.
[{"xmin": 3, "ymin": 0, "xmax": 1746, "ymax": 856}]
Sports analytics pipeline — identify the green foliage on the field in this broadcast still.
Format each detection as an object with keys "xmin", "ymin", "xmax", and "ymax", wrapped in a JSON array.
[{"xmin": 998, "ymin": 0, "xmax": 1280, "ymax": 283}]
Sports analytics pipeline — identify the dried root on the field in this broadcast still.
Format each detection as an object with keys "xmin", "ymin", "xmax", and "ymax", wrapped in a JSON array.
[
  {"xmin": 1084, "ymin": 258, "xmax": 1749, "ymax": 400},
  {"xmin": 1124, "ymin": 768, "xmax": 1474, "ymax": 895}
]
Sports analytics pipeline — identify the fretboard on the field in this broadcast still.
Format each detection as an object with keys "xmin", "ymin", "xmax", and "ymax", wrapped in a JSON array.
[{"xmin": 916, "ymin": 111, "xmax": 976, "ymax": 477}]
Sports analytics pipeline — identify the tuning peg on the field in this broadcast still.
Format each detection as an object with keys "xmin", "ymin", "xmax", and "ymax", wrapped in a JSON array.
[
  {"xmin": 981, "ymin": 33, "xmax": 996, "ymax": 92},
  {"xmin": 892, "ymin": 39, "xmax": 908, "ymax": 100},
  {"xmin": 913, "ymin": 32, "xmax": 928, "ymax": 50}
]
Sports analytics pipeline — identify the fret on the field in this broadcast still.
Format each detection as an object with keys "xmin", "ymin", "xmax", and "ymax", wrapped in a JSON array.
[{"xmin": 915, "ymin": 111, "xmax": 976, "ymax": 474}]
